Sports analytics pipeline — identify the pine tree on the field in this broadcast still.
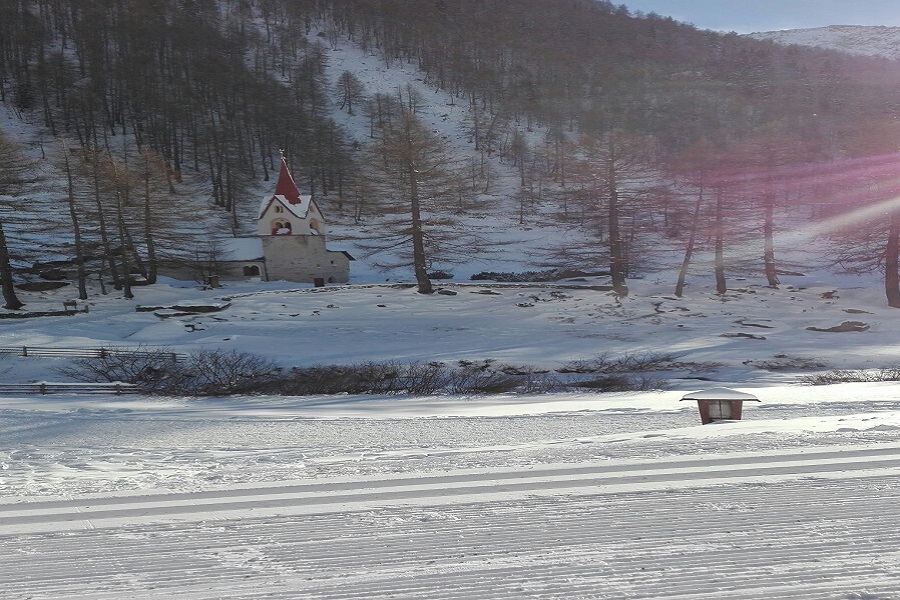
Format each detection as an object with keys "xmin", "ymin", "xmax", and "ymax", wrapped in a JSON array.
[{"xmin": 360, "ymin": 109, "xmax": 489, "ymax": 293}]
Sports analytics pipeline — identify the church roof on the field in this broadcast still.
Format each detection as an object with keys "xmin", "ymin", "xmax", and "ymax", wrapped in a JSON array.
[
  {"xmin": 259, "ymin": 194, "xmax": 313, "ymax": 220},
  {"xmin": 257, "ymin": 157, "xmax": 316, "ymax": 220},
  {"xmin": 274, "ymin": 156, "xmax": 302, "ymax": 204}
]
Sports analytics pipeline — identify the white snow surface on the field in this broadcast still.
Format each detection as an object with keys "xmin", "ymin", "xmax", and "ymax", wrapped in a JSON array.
[{"xmin": 4, "ymin": 272, "xmax": 900, "ymax": 598}]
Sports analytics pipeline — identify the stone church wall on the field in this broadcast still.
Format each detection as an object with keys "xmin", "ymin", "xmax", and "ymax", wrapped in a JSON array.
[{"xmin": 261, "ymin": 235, "xmax": 350, "ymax": 283}]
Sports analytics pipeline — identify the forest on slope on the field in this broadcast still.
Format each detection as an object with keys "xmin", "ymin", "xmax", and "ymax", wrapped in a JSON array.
[{"xmin": 3, "ymin": 0, "xmax": 900, "ymax": 307}]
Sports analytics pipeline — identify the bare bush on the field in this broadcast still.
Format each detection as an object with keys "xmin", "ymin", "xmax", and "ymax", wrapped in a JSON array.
[
  {"xmin": 445, "ymin": 360, "xmax": 522, "ymax": 394},
  {"xmin": 494, "ymin": 364, "xmax": 566, "ymax": 393},
  {"xmin": 266, "ymin": 361, "xmax": 405, "ymax": 395},
  {"xmin": 57, "ymin": 346, "xmax": 181, "ymax": 392},
  {"xmin": 519, "ymin": 371, "xmax": 568, "ymax": 393},
  {"xmin": 469, "ymin": 269, "xmax": 604, "ymax": 282},
  {"xmin": 266, "ymin": 360, "xmax": 551, "ymax": 396},
  {"xmin": 264, "ymin": 361, "xmax": 442, "ymax": 396},
  {"xmin": 746, "ymin": 354, "xmax": 829, "ymax": 371},
  {"xmin": 570, "ymin": 374, "xmax": 668, "ymax": 392},
  {"xmin": 558, "ymin": 352, "xmax": 685, "ymax": 374},
  {"xmin": 58, "ymin": 350, "xmax": 668, "ymax": 397},
  {"xmin": 400, "ymin": 362, "xmax": 454, "ymax": 395},
  {"xmin": 58, "ymin": 348, "xmax": 278, "ymax": 395},
  {"xmin": 172, "ymin": 349, "xmax": 279, "ymax": 395},
  {"xmin": 800, "ymin": 368, "xmax": 900, "ymax": 386},
  {"xmin": 244, "ymin": 356, "xmax": 669, "ymax": 396}
]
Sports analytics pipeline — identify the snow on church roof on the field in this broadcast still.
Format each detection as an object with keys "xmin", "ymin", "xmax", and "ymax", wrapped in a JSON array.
[
  {"xmin": 218, "ymin": 236, "xmax": 264, "ymax": 261},
  {"xmin": 257, "ymin": 156, "xmax": 315, "ymax": 219},
  {"xmin": 258, "ymin": 193, "xmax": 313, "ymax": 220}
]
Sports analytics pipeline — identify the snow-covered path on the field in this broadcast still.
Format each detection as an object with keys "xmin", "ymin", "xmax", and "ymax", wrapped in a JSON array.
[
  {"xmin": 4, "ymin": 442, "xmax": 900, "ymax": 598},
  {"xmin": 5, "ymin": 443, "xmax": 900, "ymax": 535}
]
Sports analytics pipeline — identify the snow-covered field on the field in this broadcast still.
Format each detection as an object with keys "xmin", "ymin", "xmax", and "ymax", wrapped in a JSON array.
[{"xmin": 4, "ymin": 272, "xmax": 900, "ymax": 598}]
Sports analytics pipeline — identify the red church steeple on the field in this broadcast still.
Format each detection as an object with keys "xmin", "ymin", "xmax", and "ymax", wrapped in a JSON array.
[{"xmin": 274, "ymin": 153, "xmax": 302, "ymax": 205}]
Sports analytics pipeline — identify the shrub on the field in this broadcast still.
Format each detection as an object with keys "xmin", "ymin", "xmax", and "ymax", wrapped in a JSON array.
[
  {"xmin": 172, "ymin": 349, "xmax": 279, "ymax": 395},
  {"xmin": 570, "ymin": 374, "xmax": 667, "ymax": 392},
  {"xmin": 746, "ymin": 355, "xmax": 829, "ymax": 371},
  {"xmin": 428, "ymin": 270, "xmax": 454, "ymax": 280},
  {"xmin": 470, "ymin": 269, "xmax": 608, "ymax": 282},
  {"xmin": 470, "ymin": 269, "xmax": 559, "ymax": 282},
  {"xmin": 497, "ymin": 365, "xmax": 567, "ymax": 393},
  {"xmin": 446, "ymin": 360, "xmax": 522, "ymax": 394},
  {"xmin": 800, "ymin": 368, "xmax": 900, "ymax": 386},
  {"xmin": 262, "ymin": 361, "xmax": 419, "ymax": 396},
  {"xmin": 261, "ymin": 359, "xmax": 562, "ymax": 396},
  {"xmin": 58, "ymin": 347, "xmax": 278, "ymax": 395},
  {"xmin": 57, "ymin": 346, "xmax": 182, "ymax": 392},
  {"xmin": 58, "ymin": 350, "xmax": 669, "ymax": 397},
  {"xmin": 558, "ymin": 352, "xmax": 683, "ymax": 374}
]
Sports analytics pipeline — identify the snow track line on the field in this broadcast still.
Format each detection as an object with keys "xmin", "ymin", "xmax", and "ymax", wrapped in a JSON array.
[
  {"xmin": 4, "ymin": 447, "xmax": 900, "ymax": 535},
  {"xmin": 4, "ymin": 442, "xmax": 900, "ymax": 512},
  {"xmin": 5, "ymin": 475, "xmax": 900, "ymax": 599}
]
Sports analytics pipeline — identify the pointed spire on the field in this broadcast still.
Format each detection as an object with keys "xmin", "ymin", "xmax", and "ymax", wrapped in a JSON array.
[{"xmin": 274, "ymin": 153, "xmax": 302, "ymax": 205}]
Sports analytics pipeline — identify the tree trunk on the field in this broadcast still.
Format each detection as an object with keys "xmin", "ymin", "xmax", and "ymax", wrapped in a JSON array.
[
  {"xmin": 675, "ymin": 192, "xmax": 703, "ymax": 298},
  {"xmin": 886, "ymin": 211, "xmax": 900, "ymax": 308},
  {"xmin": 607, "ymin": 152, "xmax": 627, "ymax": 296},
  {"xmin": 409, "ymin": 165, "xmax": 432, "ymax": 294},
  {"xmin": 143, "ymin": 171, "xmax": 158, "ymax": 284},
  {"xmin": 714, "ymin": 189, "xmax": 727, "ymax": 294},
  {"xmin": 90, "ymin": 155, "xmax": 122, "ymax": 291},
  {"xmin": 63, "ymin": 154, "xmax": 88, "ymax": 300},
  {"xmin": 762, "ymin": 192, "xmax": 780, "ymax": 287},
  {"xmin": 115, "ymin": 192, "xmax": 134, "ymax": 300},
  {"xmin": 0, "ymin": 220, "xmax": 23, "ymax": 309}
]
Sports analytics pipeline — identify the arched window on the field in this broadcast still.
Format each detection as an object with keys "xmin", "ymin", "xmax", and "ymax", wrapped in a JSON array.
[
  {"xmin": 309, "ymin": 218, "xmax": 321, "ymax": 234},
  {"xmin": 274, "ymin": 205, "xmax": 284, "ymax": 213},
  {"xmin": 271, "ymin": 220, "xmax": 292, "ymax": 235},
  {"xmin": 243, "ymin": 265, "xmax": 260, "ymax": 276}
]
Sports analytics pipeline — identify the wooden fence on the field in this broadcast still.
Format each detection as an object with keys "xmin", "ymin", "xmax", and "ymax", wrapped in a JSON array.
[
  {"xmin": 0, "ymin": 382, "xmax": 140, "ymax": 395},
  {"xmin": 0, "ymin": 346, "xmax": 186, "ymax": 361}
]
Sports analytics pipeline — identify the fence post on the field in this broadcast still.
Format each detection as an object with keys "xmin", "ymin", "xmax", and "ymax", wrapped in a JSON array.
[
  {"xmin": 22, "ymin": 346, "xmax": 27, "ymax": 357},
  {"xmin": 39, "ymin": 382, "xmax": 47, "ymax": 394}
]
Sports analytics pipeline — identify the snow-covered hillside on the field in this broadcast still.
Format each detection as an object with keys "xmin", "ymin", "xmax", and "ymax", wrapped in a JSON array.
[
  {"xmin": 315, "ymin": 31, "xmax": 560, "ymax": 279},
  {"xmin": 749, "ymin": 25, "xmax": 900, "ymax": 59}
]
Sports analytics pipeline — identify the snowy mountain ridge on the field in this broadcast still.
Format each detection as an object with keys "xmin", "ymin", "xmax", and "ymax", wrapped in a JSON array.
[{"xmin": 748, "ymin": 25, "xmax": 900, "ymax": 60}]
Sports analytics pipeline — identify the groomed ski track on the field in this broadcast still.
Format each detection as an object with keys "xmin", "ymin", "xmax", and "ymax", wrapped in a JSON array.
[{"xmin": 3, "ymin": 445, "xmax": 900, "ymax": 599}]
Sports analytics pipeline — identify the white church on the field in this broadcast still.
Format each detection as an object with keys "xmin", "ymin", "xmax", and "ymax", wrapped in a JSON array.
[{"xmin": 181, "ymin": 157, "xmax": 353, "ymax": 285}]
